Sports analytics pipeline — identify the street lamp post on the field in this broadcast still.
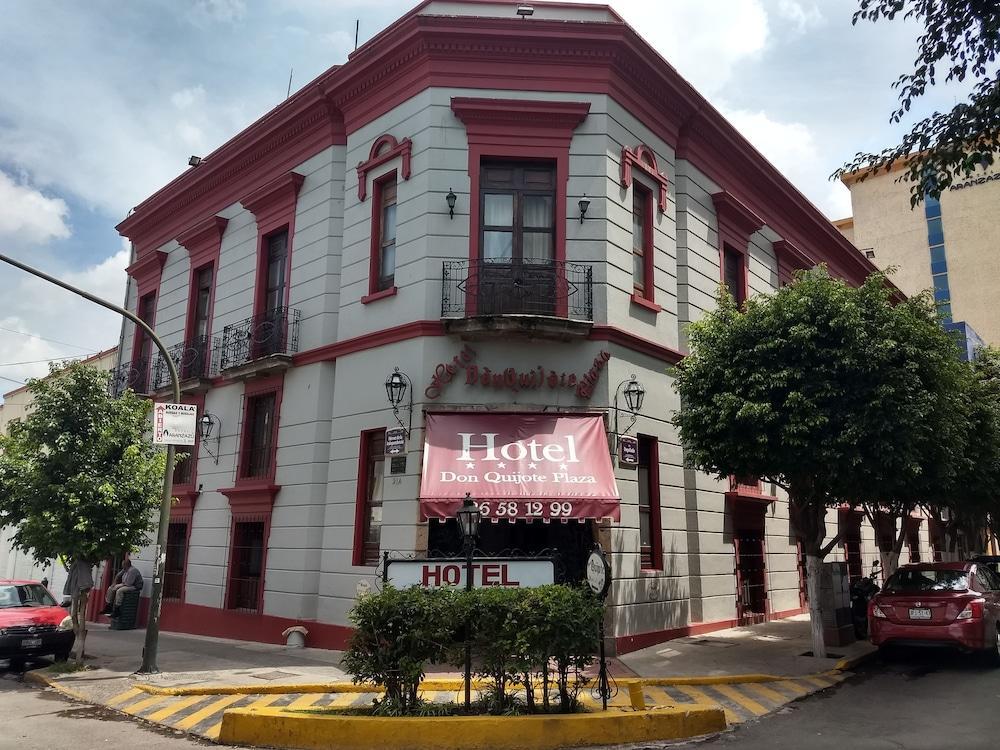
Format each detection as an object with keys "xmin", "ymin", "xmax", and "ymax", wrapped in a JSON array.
[
  {"xmin": 456, "ymin": 493, "xmax": 481, "ymax": 712},
  {"xmin": 0, "ymin": 252, "xmax": 180, "ymax": 675}
]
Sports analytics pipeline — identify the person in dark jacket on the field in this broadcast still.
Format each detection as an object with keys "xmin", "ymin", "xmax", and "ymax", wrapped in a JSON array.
[{"xmin": 101, "ymin": 560, "xmax": 143, "ymax": 616}]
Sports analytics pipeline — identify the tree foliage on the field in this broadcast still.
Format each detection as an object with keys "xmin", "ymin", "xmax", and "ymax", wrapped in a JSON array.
[
  {"xmin": 833, "ymin": 0, "xmax": 1000, "ymax": 205},
  {"xmin": 0, "ymin": 363, "xmax": 165, "ymax": 567}
]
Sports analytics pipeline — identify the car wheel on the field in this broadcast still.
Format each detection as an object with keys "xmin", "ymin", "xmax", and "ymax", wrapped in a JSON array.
[
  {"xmin": 984, "ymin": 629, "xmax": 1000, "ymax": 668},
  {"xmin": 54, "ymin": 648, "xmax": 72, "ymax": 663}
]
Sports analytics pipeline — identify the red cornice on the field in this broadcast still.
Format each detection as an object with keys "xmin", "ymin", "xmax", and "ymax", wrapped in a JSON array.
[
  {"xmin": 170, "ymin": 490, "xmax": 200, "ymax": 517},
  {"xmin": 357, "ymin": 134, "xmax": 412, "ymax": 201},
  {"xmin": 220, "ymin": 482, "xmax": 281, "ymax": 515},
  {"xmin": 241, "ymin": 172, "xmax": 305, "ymax": 234},
  {"xmin": 712, "ymin": 191, "xmax": 764, "ymax": 252},
  {"xmin": 177, "ymin": 215, "xmax": 229, "ymax": 270},
  {"xmin": 451, "ymin": 98, "xmax": 591, "ymax": 148},
  {"xmin": 621, "ymin": 145, "xmax": 669, "ymax": 213},
  {"xmin": 125, "ymin": 250, "xmax": 167, "ymax": 296},
  {"xmin": 588, "ymin": 325, "xmax": 685, "ymax": 364}
]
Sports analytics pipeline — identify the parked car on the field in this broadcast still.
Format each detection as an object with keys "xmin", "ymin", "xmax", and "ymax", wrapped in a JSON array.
[
  {"xmin": 0, "ymin": 579, "xmax": 75, "ymax": 666},
  {"xmin": 972, "ymin": 555, "xmax": 1000, "ymax": 578},
  {"xmin": 868, "ymin": 562, "xmax": 1000, "ymax": 665}
]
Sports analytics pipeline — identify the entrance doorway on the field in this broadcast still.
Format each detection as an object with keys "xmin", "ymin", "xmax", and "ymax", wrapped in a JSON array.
[
  {"xmin": 730, "ymin": 501, "xmax": 768, "ymax": 625},
  {"xmin": 840, "ymin": 510, "xmax": 863, "ymax": 584},
  {"xmin": 427, "ymin": 518, "xmax": 594, "ymax": 584}
]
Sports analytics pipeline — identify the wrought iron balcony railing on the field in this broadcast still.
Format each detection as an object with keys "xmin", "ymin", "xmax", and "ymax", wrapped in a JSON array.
[
  {"xmin": 109, "ymin": 358, "xmax": 151, "ymax": 397},
  {"xmin": 219, "ymin": 307, "xmax": 301, "ymax": 371},
  {"xmin": 153, "ymin": 335, "xmax": 213, "ymax": 390},
  {"xmin": 441, "ymin": 260, "xmax": 593, "ymax": 322}
]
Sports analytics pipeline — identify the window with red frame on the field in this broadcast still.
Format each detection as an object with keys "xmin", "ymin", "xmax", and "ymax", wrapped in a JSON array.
[
  {"xmin": 240, "ymin": 392, "xmax": 276, "ymax": 479},
  {"xmin": 227, "ymin": 519, "xmax": 266, "ymax": 612},
  {"xmin": 637, "ymin": 435, "xmax": 662, "ymax": 570},
  {"xmin": 173, "ymin": 451, "xmax": 194, "ymax": 486},
  {"xmin": 132, "ymin": 292, "xmax": 156, "ymax": 393},
  {"xmin": 355, "ymin": 430, "xmax": 386, "ymax": 566},
  {"xmin": 163, "ymin": 521, "xmax": 188, "ymax": 601},
  {"xmin": 632, "ymin": 185, "xmax": 654, "ymax": 299},
  {"xmin": 186, "ymin": 265, "xmax": 213, "ymax": 379},
  {"xmin": 723, "ymin": 247, "xmax": 746, "ymax": 305},
  {"xmin": 372, "ymin": 176, "xmax": 397, "ymax": 293}
]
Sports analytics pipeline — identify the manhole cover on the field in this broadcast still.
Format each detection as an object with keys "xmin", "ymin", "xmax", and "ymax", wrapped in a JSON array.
[
  {"xmin": 690, "ymin": 639, "xmax": 737, "ymax": 648},
  {"xmin": 252, "ymin": 670, "xmax": 300, "ymax": 681}
]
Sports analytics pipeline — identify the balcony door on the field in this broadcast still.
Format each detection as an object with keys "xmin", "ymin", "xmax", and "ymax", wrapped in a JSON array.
[
  {"xmin": 186, "ymin": 265, "xmax": 213, "ymax": 379},
  {"xmin": 257, "ymin": 230, "xmax": 288, "ymax": 358},
  {"xmin": 478, "ymin": 162, "xmax": 556, "ymax": 316}
]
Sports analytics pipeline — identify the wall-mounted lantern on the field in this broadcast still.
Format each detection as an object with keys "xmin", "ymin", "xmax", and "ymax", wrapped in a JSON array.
[
  {"xmin": 199, "ymin": 412, "xmax": 222, "ymax": 464},
  {"xmin": 578, "ymin": 194, "xmax": 591, "ymax": 224},
  {"xmin": 385, "ymin": 366, "xmax": 414, "ymax": 436},
  {"xmin": 446, "ymin": 188, "xmax": 457, "ymax": 219},
  {"xmin": 613, "ymin": 374, "xmax": 646, "ymax": 436}
]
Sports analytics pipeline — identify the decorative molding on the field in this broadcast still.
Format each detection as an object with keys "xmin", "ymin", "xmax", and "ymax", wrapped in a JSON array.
[
  {"xmin": 170, "ymin": 491, "xmax": 200, "ymax": 517},
  {"xmin": 357, "ymin": 134, "xmax": 411, "ymax": 201},
  {"xmin": 177, "ymin": 216, "xmax": 229, "ymax": 270},
  {"xmin": 773, "ymin": 238, "xmax": 817, "ymax": 284},
  {"xmin": 621, "ymin": 145, "xmax": 669, "ymax": 213},
  {"xmin": 241, "ymin": 172, "xmax": 305, "ymax": 235},
  {"xmin": 361, "ymin": 286, "xmax": 398, "ymax": 304},
  {"xmin": 219, "ymin": 482, "xmax": 281, "ymax": 515},
  {"xmin": 630, "ymin": 293, "xmax": 662, "ymax": 313},
  {"xmin": 712, "ymin": 191, "xmax": 764, "ymax": 252},
  {"xmin": 125, "ymin": 250, "xmax": 167, "ymax": 297},
  {"xmin": 450, "ymin": 97, "xmax": 591, "ymax": 141},
  {"xmin": 587, "ymin": 325, "xmax": 685, "ymax": 364}
]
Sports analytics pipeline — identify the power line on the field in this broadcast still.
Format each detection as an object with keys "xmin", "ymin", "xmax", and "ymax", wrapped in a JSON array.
[
  {"xmin": 0, "ymin": 325, "xmax": 96, "ymax": 353},
  {"xmin": 0, "ymin": 374, "xmax": 25, "ymax": 386},
  {"xmin": 0, "ymin": 353, "xmax": 99, "ymax": 367}
]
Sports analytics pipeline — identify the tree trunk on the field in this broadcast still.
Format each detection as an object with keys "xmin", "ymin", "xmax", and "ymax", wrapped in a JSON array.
[
  {"xmin": 71, "ymin": 589, "xmax": 89, "ymax": 664},
  {"xmin": 883, "ymin": 521, "xmax": 907, "ymax": 578},
  {"xmin": 804, "ymin": 554, "xmax": 826, "ymax": 659}
]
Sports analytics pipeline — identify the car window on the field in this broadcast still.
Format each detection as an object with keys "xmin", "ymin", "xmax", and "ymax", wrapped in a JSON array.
[
  {"xmin": 976, "ymin": 566, "xmax": 1000, "ymax": 591},
  {"xmin": 882, "ymin": 569, "xmax": 969, "ymax": 593},
  {"xmin": 0, "ymin": 583, "xmax": 58, "ymax": 608}
]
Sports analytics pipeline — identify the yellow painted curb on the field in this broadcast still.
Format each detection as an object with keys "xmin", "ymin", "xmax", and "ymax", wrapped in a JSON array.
[
  {"xmin": 134, "ymin": 671, "xmax": 834, "ymax": 696},
  {"xmin": 217, "ymin": 705, "xmax": 727, "ymax": 750},
  {"xmin": 833, "ymin": 648, "xmax": 877, "ymax": 672},
  {"xmin": 24, "ymin": 669, "xmax": 91, "ymax": 703}
]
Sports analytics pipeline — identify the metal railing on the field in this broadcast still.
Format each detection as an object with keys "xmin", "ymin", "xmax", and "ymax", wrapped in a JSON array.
[
  {"xmin": 441, "ymin": 260, "xmax": 593, "ymax": 321},
  {"xmin": 109, "ymin": 358, "xmax": 151, "ymax": 397},
  {"xmin": 219, "ymin": 307, "xmax": 300, "ymax": 371},
  {"xmin": 153, "ymin": 336, "xmax": 213, "ymax": 389}
]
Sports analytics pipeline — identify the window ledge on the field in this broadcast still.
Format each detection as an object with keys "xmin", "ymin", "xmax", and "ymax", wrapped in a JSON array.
[
  {"xmin": 220, "ymin": 482, "xmax": 280, "ymax": 514},
  {"xmin": 362, "ymin": 286, "xmax": 398, "ymax": 304},
  {"xmin": 630, "ymin": 294, "xmax": 662, "ymax": 313}
]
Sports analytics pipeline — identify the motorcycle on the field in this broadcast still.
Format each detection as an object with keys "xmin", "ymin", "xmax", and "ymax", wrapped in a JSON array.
[{"xmin": 851, "ymin": 560, "xmax": 881, "ymax": 640}]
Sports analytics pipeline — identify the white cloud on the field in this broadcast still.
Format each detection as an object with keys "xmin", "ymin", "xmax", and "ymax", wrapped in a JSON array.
[
  {"xmin": 189, "ymin": 0, "xmax": 247, "ymax": 26},
  {"xmin": 0, "ymin": 171, "xmax": 71, "ymax": 243},
  {"xmin": 171, "ymin": 86, "xmax": 207, "ymax": 110},
  {"xmin": 0, "ymin": 248, "xmax": 128, "ymax": 392},
  {"xmin": 775, "ymin": 0, "xmax": 824, "ymax": 33}
]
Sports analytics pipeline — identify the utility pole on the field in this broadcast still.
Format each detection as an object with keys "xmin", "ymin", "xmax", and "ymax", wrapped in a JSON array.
[{"xmin": 0, "ymin": 252, "xmax": 180, "ymax": 674}]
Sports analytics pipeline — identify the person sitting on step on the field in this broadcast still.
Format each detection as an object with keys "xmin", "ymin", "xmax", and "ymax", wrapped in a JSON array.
[{"xmin": 101, "ymin": 560, "xmax": 143, "ymax": 617}]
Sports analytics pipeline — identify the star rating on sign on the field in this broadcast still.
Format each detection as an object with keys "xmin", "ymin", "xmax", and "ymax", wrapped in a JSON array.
[
  {"xmin": 495, "ymin": 461, "xmax": 506, "ymax": 468},
  {"xmin": 528, "ymin": 462, "xmax": 537, "ymax": 469},
  {"xmin": 559, "ymin": 464, "xmax": 568, "ymax": 471},
  {"xmin": 466, "ymin": 463, "xmax": 475, "ymax": 469}
]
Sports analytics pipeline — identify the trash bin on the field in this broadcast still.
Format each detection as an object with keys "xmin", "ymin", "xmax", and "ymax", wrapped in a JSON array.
[{"xmin": 110, "ymin": 589, "xmax": 140, "ymax": 631}]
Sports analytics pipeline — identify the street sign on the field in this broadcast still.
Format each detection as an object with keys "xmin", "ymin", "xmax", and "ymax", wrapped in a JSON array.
[
  {"xmin": 618, "ymin": 435, "xmax": 638, "ymax": 466},
  {"xmin": 386, "ymin": 558, "xmax": 554, "ymax": 589},
  {"xmin": 385, "ymin": 427, "xmax": 406, "ymax": 455},
  {"xmin": 152, "ymin": 403, "xmax": 197, "ymax": 446}
]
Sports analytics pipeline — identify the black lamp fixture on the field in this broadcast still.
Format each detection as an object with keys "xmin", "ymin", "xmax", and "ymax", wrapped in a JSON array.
[
  {"xmin": 613, "ymin": 374, "xmax": 646, "ymax": 436},
  {"xmin": 188, "ymin": 155, "xmax": 203, "ymax": 167},
  {"xmin": 199, "ymin": 412, "xmax": 222, "ymax": 464},
  {"xmin": 385, "ymin": 366, "xmax": 413, "ymax": 436},
  {"xmin": 578, "ymin": 194, "xmax": 591, "ymax": 224},
  {"xmin": 446, "ymin": 188, "xmax": 457, "ymax": 219},
  {"xmin": 456, "ymin": 491, "xmax": 481, "ymax": 712},
  {"xmin": 516, "ymin": 4, "xmax": 534, "ymax": 17}
]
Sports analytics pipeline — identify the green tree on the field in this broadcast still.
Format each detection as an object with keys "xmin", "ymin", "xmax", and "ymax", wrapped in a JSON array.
[
  {"xmin": 0, "ymin": 363, "xmax": 165, "ymax": 660},
  {"xmin": 834, "ymin": 1, "xmax": 1000, "ymax": 205},
  {"xmin": 672, "ymin": 269, "xmax": 970, "ymax": 657}
]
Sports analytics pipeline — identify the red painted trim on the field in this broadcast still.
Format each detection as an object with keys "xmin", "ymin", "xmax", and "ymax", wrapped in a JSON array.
[
  {"xmin": 352, "ymin": 428, "xmax": 386, "ymax": 567},
  {"xmin": 639, "ymin": 434, "xmax": 662, "ymax": 571},
  {"xmin": 177, "ymin": 216, "xmax": 228, "ymax": 271},
  {"xmin": 219, "ymin": 482, "xmax": 281, "ymax": 515},
  {"xmin": 130, "ymin": 291, "xmax": 158, "ymax": 386},
  {"xmin": 773, "ymin": 239, "xmax": 816, "ymax": 285},
  {"xmin": 292, "ymin": 320, "xmax": 447, "ymax": 366},
  {"xmin": 357, "ymin": 135, "xmax": 411, "ymax": 201},
  {"xmin": 229, "ymin": 373, "xmax": 285, "ymax": 490},
  {"xmin": 159, "ymin": 600, "xmax": 353, "ymax": 650},
  {"xmin": 242, "ymin": 172, "xmax": 303, "ymax": 319},
  {"xmin": 368, "ymin": 170, "xmax": 397, "ymax": 297},
  {"xmin": 163, "ymin": 514, "xmax": 193, "ymax": 604},
  {"xmin": 587, "ymin": 325, "xmax": 685, "ymax": 364},
  {"xmin": 630, "ymin": 294, "xmax": 661, "ymax": 313},
  {"xmin": 631, "ymin": 180, "xmax": 656, "ymax": 304},
  {"xmin": 614, "ymin": 606, "xmax": 807, "ymax": 654},
  {"xmin": 452, "ymin": 97, "xmax": 589, "ymax": 318},
  {"xmin": 171, "ymin": 393, "xmax": 206, "ymax": 507},
  {"xmin": 126, "ymin": 251, "xmax": 167, "ymax": 299},
  {"xmin": 183, "ymin": 260, "xmax": 218, "ymax": 360},
  {"xmin": 361, "ymin": 286, "xmax": 398, "ymax": 304},
  {"xmin": 222, "ymin": 512, "xmax": 273, "ymax": 614},
  {"xmin": 621, "ymin": 145, "xmax": 668, "ymax": 213},
  {"xmin": 712, "ymin": 191, "xmax": 765, "ymax": 252},
  {"xmin": 170, "ymin": 491, "xmax": 200, "ymax": 517}
]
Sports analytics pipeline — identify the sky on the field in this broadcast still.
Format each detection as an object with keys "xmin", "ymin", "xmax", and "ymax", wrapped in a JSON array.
[{"xmin": 0, "ymin": 0, "xmax": 967, "ymax": 394}]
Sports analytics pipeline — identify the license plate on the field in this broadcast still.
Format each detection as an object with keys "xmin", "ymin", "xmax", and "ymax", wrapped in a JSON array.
[
  {"xmin": 20, "ymin": 638, "xmax": 42, "ymax": 648},
  {"xmin": 909, "ymin": 608, "xmax": 931, "ymax": 620}
]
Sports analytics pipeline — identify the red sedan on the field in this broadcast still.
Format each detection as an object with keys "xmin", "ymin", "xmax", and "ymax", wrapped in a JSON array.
[
  {"xmin": 0, "ymin": 579, "xmax": 75, "ymax": 666},
  {"xmin": 869, "ymin": 562, "xmax": 1000, "ymax": 664}
]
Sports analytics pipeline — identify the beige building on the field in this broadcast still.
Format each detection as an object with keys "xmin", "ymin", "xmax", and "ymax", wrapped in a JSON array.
[
  {"xmin": 0, "ymin": 348, "xmax": 119, "ymax": 590},
  {"xmin": 837, "ymin": 159, "xmax": 1000, "ymax": 355}
]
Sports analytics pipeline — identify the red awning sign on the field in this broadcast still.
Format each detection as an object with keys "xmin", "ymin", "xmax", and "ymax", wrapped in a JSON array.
[{"xmin": 420, "ymin": 413, "xmax": 620, "ymax": 521}]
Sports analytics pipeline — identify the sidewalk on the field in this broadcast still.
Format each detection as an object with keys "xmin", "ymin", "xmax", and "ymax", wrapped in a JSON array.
[{"xmin": 24, "ymin": 615, "xmax": 875, "ymax": 743}]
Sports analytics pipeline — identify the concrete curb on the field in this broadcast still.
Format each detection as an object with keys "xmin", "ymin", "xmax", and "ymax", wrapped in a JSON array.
[
  {"xmin": 24, "ymin": 668, "xmax": 92, "ymax": 703},
  {"xmin": 131, "ymin": 671, "xmax": 847, "ymax": 697},
  {"xmin": 217, "ymin": 705, "xmax": 728, "ymax": 750},
  {"xmin": 833, "ymin": 647, "xmax": 878, "ymax": 672}
]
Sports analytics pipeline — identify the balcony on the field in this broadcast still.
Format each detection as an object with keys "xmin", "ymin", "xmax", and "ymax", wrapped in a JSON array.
[
  {"xmin": 152, "ymin": 336, "xmax": 214, "ymax": 396},
  {"xmin": 441, "ymin": 260, "xmax": 593, "ymax": 340},
  {"xmin": 109, "ymin": 358, "xmax": 152, "ymax": 398},
  {"xmin": 218, "ymin": 307, "xmax": 300, "ymax": 379}
]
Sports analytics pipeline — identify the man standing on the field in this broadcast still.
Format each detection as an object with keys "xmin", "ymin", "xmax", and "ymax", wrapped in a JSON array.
[{"xmin": 101, "ymin": 560, "xmax": 143, "ymax": 616}]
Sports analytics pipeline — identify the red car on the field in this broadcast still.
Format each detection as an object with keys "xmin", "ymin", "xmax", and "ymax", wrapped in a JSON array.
[
  {"xmin": 0, "ymin": 579, "xmax": 75, "ymax": 666},
  {"xmin": 869, "ymin": 562, "xmax": 1000, "ymax": 664}
]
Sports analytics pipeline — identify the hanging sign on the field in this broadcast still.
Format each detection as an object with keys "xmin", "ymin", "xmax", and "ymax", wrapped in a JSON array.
[
  {"xmin": 152, "ymin": 403, "xmax": 197, "ymax": 446},
  {"xmin": 586, "ymin": 546, "xmax": 611, "ymax": 599},
  {"xmin": 385, "ymin": 427, "xmax": 407, "ymax": 455},
  {"xmin": 386, "ymin": 558, "xmax": 554, "ymax": 589},
  {"xmin": 618, "ymin": 435, "xmax": 639, "ymax": 466}
]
